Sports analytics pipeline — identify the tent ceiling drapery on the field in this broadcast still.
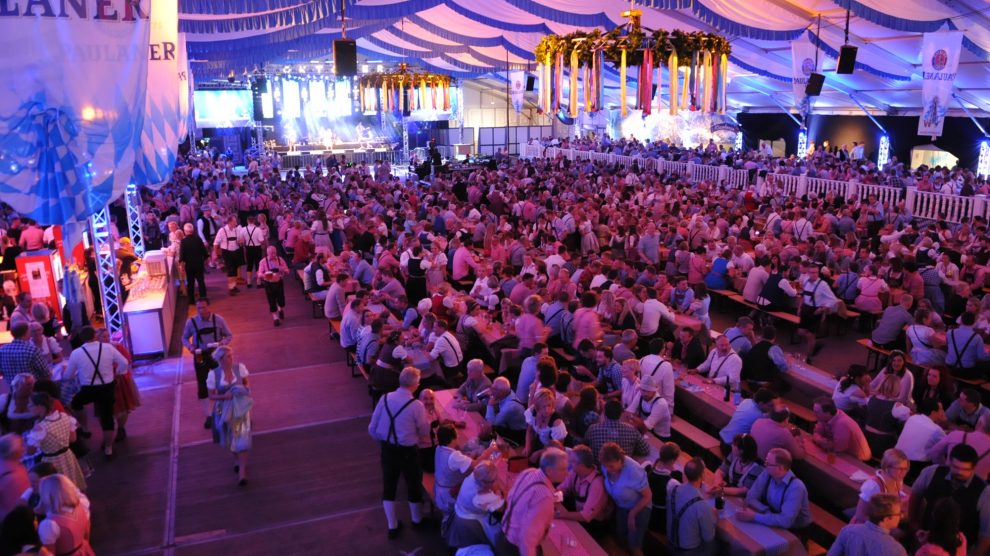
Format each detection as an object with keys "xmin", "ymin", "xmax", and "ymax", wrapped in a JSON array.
[{"xmin": 180, "ymin": 0, "xmax": 990, "ymax": 116}]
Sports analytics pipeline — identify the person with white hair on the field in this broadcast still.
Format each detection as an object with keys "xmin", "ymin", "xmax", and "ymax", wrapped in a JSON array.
[
  {"xmin": 485, "ymin": 376, "xmax": 528, "ymax": 445},
  {"xmin": 179, "ymin": 221, "xmax": 210, "ymax": 305},
  {"xmin": 257, "ymin": 245, "xmax": 289, "ymax": 327},
  {"xmin": 367, "ymin": 367, "xmax": 431, "ymax": 539},
  {"xmin": 499, "ymin": 447, "xmax": 569, "ymax": 556}
]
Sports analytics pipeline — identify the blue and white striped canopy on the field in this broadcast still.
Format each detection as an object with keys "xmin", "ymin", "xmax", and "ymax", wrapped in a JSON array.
[{"xmin": 180, "ymin": 0, "xmax": 990, "ymax": 116}]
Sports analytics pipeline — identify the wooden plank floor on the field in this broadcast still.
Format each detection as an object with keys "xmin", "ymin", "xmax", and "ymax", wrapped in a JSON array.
[{"xmin": 86, "ymin": 269, "xmax": 447, "ymax": 556}]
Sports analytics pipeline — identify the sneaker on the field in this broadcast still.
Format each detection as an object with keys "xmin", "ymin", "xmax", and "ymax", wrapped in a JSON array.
[
  {"xmin": 247, "ymin": 283, "xmax": 254, "ymax": 289},
  {"xmin": 274, "ymin": 318, "xmax": 281, "ymax": 327},
  {"xmin": 238, "ymin": 478, "xmax": 248, "ymax": 487},
  {"xmin": 204, "ymin": 416, "xmax": 214, "ymax": 429},
  {"xmin": 387, "ymin": 521, "xmax": 403, "ymax": 540},
  {"xmin": 278, "ymin": 309, "xmax": 285, "ymax": 320},
  {"xmin": 115, "ymin": 427, "xmax": 127, "ymax": 442},
  {"xmin": 230, "ymin": 287, "xmax": 240, "ymax": 294},
  {"xmin": 103, "ymin": 446, "xmax": 115, "ymax": 461},
  {"xmin": 411, "ymin": 518, "xmax": 433, "ymax": 531}
]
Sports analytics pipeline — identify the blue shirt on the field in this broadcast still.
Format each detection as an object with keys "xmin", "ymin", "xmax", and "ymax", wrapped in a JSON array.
[
  {"xmin": 637, "ymin": 234, "xmax": 660, "ymax": 264},
  {"xmin": 724, "ymin": 327, "xmax": 753, "ymax": 355},
  {"xmin": 946, "ymin": 326, "xmax": 989, "ymax": 369},
  {"xmin": 719, "ymin": 398, "xmax": 765, "ymax": 444},
  {"xmin": 516, "ymin": 355, "xmax": 539, "ymax": 400},
  {"xmin": 744, "ymin": 470, "xmax": 812, "ymax": 529},
  {"xmin": 350, "ymin": 258, "xmax": 374, "ymax": 286},
  {"xmin": 827, "ymin": 522, "xmax": 907, "ymax": 556},
  {"xmin": 602, "ymin": 456, "xmax": 649, "ymax": 509},
  {"xmin": 485, "ymin": 392, "xmax": 528, "ymax": 431}
]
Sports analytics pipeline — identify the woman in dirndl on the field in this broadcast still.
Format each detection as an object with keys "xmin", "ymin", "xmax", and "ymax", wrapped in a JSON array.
[
  {"xmin": 98, "ymin": 329, "xmax": 141, "ymax": 442},
  {"xmin": 209, "ymin": 346, "xmax": 254, "ymax": 486},
  {"xmin": 25, "ymin": 392, "xmax": 86, "ymax": 491}
]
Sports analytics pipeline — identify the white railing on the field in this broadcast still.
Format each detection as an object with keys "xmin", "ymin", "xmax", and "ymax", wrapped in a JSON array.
[
  {"xmin": 768, "ymin": 173, "xmax": 801, "ymax": 196},
  {"xmin": 911, "ymin": 190, "xmax": 988, "ymax": 223},
  {"xmin": 856, "ymin": 183, "xmax": 901, "ymax": 209},
  {"xmin": 806, "ymin": 177, "xmax": 849, "ymax": 199},
  {"xmin": 521, "ymin": 146, "xmax": 989, "ymax": 224}
]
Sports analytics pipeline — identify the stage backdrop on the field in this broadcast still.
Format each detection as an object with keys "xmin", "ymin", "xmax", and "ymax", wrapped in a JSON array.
[
  {"xmin": 0, "ymin": 3, "xmax": 150, "ymax": 230},
  {"xmin": 738, "ymin": 113, "xmax": 990, "ymax": 171}
]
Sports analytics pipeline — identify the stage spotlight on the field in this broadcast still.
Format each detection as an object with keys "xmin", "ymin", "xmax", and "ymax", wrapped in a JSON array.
[
  {"xmin": 878, "ymin": 134, "xmax": 890, "ymax": 170},
  {"xmin": 978, "ymin": 139, "xmax": 990, "ymax": 178}
]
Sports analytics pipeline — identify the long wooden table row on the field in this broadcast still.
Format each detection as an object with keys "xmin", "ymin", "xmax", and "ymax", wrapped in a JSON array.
[{"xmin": 432, "ymin": 388, "xmax": 806, "ymax": 556}]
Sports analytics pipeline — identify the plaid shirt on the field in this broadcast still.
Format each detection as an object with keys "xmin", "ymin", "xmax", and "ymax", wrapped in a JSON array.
[
  {"xmin": 0, "ymin": 339, "xmax": 50, "ymax": 384},
  {"xmin": 597, "ymin": 362, "xmax": 623, "ymax": 394},
  {"xmin": 585, "ymin": 418, "xmax": 650, "ymax": 464}
]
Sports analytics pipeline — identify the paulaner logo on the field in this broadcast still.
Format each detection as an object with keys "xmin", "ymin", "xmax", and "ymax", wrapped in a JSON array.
[
  {"xmin": 0, "ymin": 0, "xmax": 149, "ymax": 20},
  {"xmin": 931, "ymin": 49, "xmax": 948, "ymax": 71},
  {"xmin": 801, "ymin": 58, "xmax": 815, "ymax": 76}
]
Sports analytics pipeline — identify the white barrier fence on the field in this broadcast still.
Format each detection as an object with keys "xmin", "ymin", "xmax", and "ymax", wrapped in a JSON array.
[{"xmin": 520, "ymin": 146, "xmax": 988, "ymax": 223}]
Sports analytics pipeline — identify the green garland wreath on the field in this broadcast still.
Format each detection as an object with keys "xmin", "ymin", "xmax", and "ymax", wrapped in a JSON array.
[{"xmin": 534, "ymin": 28, "xmax": 731, "ymax": 69}]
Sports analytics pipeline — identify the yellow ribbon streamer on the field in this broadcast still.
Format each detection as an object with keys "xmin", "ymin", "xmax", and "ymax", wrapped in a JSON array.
[
  {"xmin": 620, "ymin": 49, "xmax": 628, "ymax": 117},
  {"xmin": 720, "ymin": 53, "xmax": 728, "ymax": 114}
]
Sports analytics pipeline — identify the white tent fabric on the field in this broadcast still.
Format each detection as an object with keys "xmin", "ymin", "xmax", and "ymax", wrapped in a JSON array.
[{"xmin": 180, "ymin": 0, "xmax": 990, "ymax": 115}]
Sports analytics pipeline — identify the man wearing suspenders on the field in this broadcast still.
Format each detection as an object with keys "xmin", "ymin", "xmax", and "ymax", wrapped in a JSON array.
[
  {"xmin": 214, "ymin": 216, "xmax": 246, "ymax": 295},
  {"xmin": 243, "ymin": 215, "xmax": 267, "ymax": 289},
  {"xmin": 66, "ymin": 326, "xmax": 129, "ymax": 459},
  {"xmin": 797, "ymin": 263, "xmax": 837, "ymax": 364},
  {"xmin": 499, "ymin": 447, "xmax": 569, "ymax": 556},
  {"xmin": 367, "ymin": 367, "xmax": 431, "ymax": 539},
  {"xmin": 667, "ymin": 457, "xmax": 717, "ymax": 555},
  {"xmin": 181, "ymin": 299, "xmax": 233, "ymax": 428},
  {"xmin": 738, "ymin": 448, "xmax": 812, "ymax": 534}
]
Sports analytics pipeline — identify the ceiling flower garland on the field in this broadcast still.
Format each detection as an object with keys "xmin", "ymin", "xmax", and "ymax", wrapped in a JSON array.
[
  {"xmin": 357, "ymin": 64, "xmax": 455, "ymax": 114},
  {"xmin": 534, "ymin": 12, "xmax": 731, "ymax": 117}
]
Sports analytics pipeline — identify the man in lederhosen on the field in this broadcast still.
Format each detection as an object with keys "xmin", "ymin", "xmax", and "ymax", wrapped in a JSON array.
[
  {"xmin": 797, "ymin": 263, "xmax": 837, "ymax": 365},
  {"xmin": 196, "ymin": 206, "xmax": 218, "ymax": 268},
  {"xmin": 367, "ymin": 367, "xmax": 431, "ymax": 539},
  {"xmin": 243, "ymin": 215, "xmax": 267, "ymax": 289},
  {"xmin": 213, "ymin": 216, "xmax": 246, "ymax": 296},
  {"xmin": 67, "ymin": 326, "xmax": 129, "ymax": 459},
  {"xmin": 181, "ymin": 299, "xmax": 233, "ymax": 428},
  {"xmin": 257, "ymin": 245, "xmax": 289, "ymax": 327}
]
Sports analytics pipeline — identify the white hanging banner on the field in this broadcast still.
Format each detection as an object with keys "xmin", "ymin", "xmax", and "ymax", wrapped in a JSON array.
[
  {"xmin": 176, "ymin": 32, "xmax": 191, "ymax": 145},
  {"xmin": 0, "ymin": 2, "xmax": 150, "ymax": 230},
  {"xmin": 133, "ymin": 0, "xmax": 180, "ymax": 187},
  {"xmin": 509, "ymin": 70, "xmax": 526, "ymax": 113},
  {"xmin": 918, "ymin": 31, "xmax": 963, "ymax": 137},
  {"xmin": 790, "ymin": 38, "xmax": 817, "ymax": 115}
]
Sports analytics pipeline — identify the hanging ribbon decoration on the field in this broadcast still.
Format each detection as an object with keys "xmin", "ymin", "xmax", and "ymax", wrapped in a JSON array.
[
  {"xmin": 711, "ymin": 53, "xmax": 719, "ymax": 113},
  {"xmin": 655, "ymin": 52, "xmax": 662, "ymax": 115},
  {"xmin": 639, "ymin": 48, "xmax": 653, "ymax": 115},
  {"xmin": 701, "ymin": 50, "xmax": 712, "ymax": 114},
  {"xmin": 398, "ymin": 77, "xmax": 405, "ymax": 113},
  {"xmin": 543, "ymin": 54, "xmax": 552, "ymax": 114},
  {"xmin": 553, "ymin": 51, "xmax": 564, "ymax": 113},
  {"xmin": 569, "ymin": 48, "xmax": 579, "ymax": 118},
  {"xmin": 594, "ymin": 49, "xmax": 604, "ymax": 112},
  {"xmin": 620, "ymin": 48, "xmax": 628, "ymax": 117},
  {"xmin": 537, "ymin": 62, "xmax": 545, "ymax": 113},
  {"xmin": 719, "ymin": 52, "xmax": 728, "ymax": 114},
  {"xmin": 669, "ymin": 51, "xmax": 678, "ymax": 116},
  {"xmin": 583, "ymin": 63, "xmax": 590, "ymax": 114}
]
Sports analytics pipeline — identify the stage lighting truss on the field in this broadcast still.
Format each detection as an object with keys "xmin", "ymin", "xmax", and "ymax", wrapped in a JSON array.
[
  {"xmin": 91, "ymin": 207, "xmax": 124, "ymax": 339},
  {"xmin": 878, "ymin": 134, "xmax": 890, "ymax": 171},
  {"xmin": 797, "ymin": 129, "xmax": 808, "ymax": 159},
  {"xmin": 978, "ymin": 139, "xmax": 990, "ymax": 179},
  {"xmin": 125, "ymin": 184, "xmax": 145, "ymax": 258},
  {"xmin": 734, "ymin": 130, "xmax": 743, "ymax": 152}
]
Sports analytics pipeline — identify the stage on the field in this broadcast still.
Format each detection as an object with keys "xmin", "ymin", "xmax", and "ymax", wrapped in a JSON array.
[{"xmin": 273, "ymin": 141, "xmax": 402, "ymax": 168}]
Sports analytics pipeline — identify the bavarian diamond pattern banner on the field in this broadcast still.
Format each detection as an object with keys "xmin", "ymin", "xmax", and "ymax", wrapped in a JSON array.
[
  {"xmin": 133, "ymin": 0, "xmax": 180, "ymax": 188},
  {"xmin": 509, "ymin": 70, "xmax": 525, "ymax": 113},
  {"xmin": 177, "ymin": 32, "xmax": 191, "ymax": 145},
  {"xmin": 0, "ymin": 2, "xmax": 150, "ymax": 228},
  {"xmin": 918, "ymin": 31, "xmax": 963, "ymax": 137}
]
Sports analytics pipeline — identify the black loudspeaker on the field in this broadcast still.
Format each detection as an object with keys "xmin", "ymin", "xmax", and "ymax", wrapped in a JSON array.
[
  {"xmin": 837, "ymin": 45, "xmax": 858, "ymax": 74},
  {"xmin": 526, "ymin": 76, "xmax": 536, "ymax": 91},
  {"xmin": 805, "ymin": 72, "xmax": 825, "ymax": 96},
  {"xmin": 250, "ymin": 77, "xmax": 267, "ymax": 121},
  {"xmin": 333, "ymin": 39, "xmax": 357, "ymax": 77}
]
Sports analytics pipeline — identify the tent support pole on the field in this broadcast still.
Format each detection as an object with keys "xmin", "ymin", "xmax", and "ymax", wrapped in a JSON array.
[
  {"xmin": 849, "ymin": 94, "xmax": 886, "ymax": 133},
  {"xmin": 953, "ymin": 93, "xmax": 988, "ymax": 136},
  {"xmin": 91, "ymin": 206, "xmax": 125, "ymax": 340}
]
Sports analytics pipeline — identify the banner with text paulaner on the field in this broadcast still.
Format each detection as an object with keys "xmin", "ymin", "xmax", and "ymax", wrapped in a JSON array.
[
  {"xmin": 918, "ymin": 31, "xmax": 963, "ymax": 137},
  {"xmin": 0, "ymin": 1, "xmax": 150, "ymax": 229}
]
